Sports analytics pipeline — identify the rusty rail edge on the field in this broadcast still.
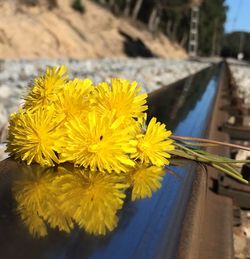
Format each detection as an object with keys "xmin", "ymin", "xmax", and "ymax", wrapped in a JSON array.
[{"xmin": 177, "ymin": 61, "xmax": 234, "ymax": 259}]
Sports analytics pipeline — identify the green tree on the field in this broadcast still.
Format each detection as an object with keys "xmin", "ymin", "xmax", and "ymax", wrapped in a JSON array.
[
  {"xmin": 198, "ymin": 0, "xmax": 227, "ymax": 56},
  {"xmin": 221, "ymin": 32, "xmax": 250, "ymax": 60},
  {"xmin": 91, "ymin": 0, "xmax": 228, "ymax": 56}
]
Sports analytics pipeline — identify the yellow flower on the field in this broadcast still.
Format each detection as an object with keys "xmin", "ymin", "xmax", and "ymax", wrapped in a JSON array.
[
  {"xmin": 54, "ymin": 78, "xmax": 94, "ymax": 121},
  {"xmin": 7, "ymin": 108, "xmax": 63, "ymax": 166},
  {"xmin": 24, "ymin": 65, "xmax": 68, "ymax": 111},
  {"xmin": 54, "ymin": 169, "xmax": 128, "ymax": 235},
  {"xmin": 12, "ymin": 166, "xmax": 74, "ymax": 237},
  {"xmin": 60, "ymin": 111, "xmax": 137, "ymax": 173},
  {"xmin": 132, "ymin": 117, "xmax": 174, "ymax": 166},
  {"xmin": 127, "ymin": 164, "xmax": 165, "ymax": 201},
  {"xmin": 94, "ymin": 78, "xmax": 148, "ymax": 121}
]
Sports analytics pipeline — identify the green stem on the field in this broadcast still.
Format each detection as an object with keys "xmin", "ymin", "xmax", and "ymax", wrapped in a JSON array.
[
  {"xmin": 173, "ymin": 142, "xmax": 245, "ymax": 181},
  {"xmin": 173, "ymin": 142, "xmax": 250, "ymax": 164},
  {"xmin": 223, "ymin": 163, "xmax": 242, "ymax": 177},
  {"xmin": 212, "ymin": 163, "xmax": 248, "ymax": 184},
  {"xmin": 174, "ymin": 143, "xmax": 222, "ymax": 163},
  {"xmin": 177, "ymin": 141, "xmax": 217, "ymax": 147},
  {"xmin": 195, "ymin": 150, "xmax": 250, "ymax": 164},
  {"xmin": 171, "ymin": 135, "xmax": 250, "ymax": 152}
]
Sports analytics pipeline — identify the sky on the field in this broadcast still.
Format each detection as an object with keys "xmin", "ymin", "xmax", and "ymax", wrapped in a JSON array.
[{"xmin": 225, "ymin": 0, "xmax": 250, "ymax": 33}]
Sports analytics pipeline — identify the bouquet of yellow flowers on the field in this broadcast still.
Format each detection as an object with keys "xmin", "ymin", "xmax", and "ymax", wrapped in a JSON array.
[
  {"xmin": 7, "ymin": 65, "xmax": 174, "ymax": 170},
  {"xmin": 7, "ymin": 65, "xmax": 250, "ymax": 181},
  {"xmin": 7, "ymin": 65, "xmax": 177, "ymax": 236},
  {"xmin": 6, "ymin": 65, "xmax": 250, "ymax": 237}
]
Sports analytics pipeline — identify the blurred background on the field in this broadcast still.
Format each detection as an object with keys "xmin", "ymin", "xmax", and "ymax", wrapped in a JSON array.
[
  {"xmin": 0, "ymin": 0, "xmax": 237, "ymax": 59},
  {"xmin": 0, "ymin": 0, "xmax": 249, "ymax": 60},
  {"xmin": 0, "ymin": 0, "xmax": 250, "ymax": 60}
]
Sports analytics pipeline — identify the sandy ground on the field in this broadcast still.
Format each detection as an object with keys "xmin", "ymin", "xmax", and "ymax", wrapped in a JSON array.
[{"xmin": 0, "ymin": 0, "xmax": 187, "ymax": 59}]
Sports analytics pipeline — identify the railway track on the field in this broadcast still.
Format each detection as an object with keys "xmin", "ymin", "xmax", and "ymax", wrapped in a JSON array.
[{"xmin": 0, "ymin": 60, "xmax": 249, "ymax": 259}]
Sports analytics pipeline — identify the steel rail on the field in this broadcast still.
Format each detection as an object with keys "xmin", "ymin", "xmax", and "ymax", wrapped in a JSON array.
[{"xmin": 0, "ymin": 63, "xmax": 232, "ymax": 259}]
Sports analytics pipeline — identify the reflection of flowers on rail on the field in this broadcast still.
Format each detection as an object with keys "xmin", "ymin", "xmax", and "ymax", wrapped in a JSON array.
[{"xmin": 12, "ymin": 164, "xmax": 165, "ymax": 237}]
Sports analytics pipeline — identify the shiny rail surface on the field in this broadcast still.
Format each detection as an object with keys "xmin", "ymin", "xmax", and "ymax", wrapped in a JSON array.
[{"xmin": 0, "ymin": 64, "xmax": 222, "ymax": 259}]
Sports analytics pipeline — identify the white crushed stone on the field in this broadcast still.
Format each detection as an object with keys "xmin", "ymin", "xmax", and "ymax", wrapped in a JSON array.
[
  {"xmin": 235, "ymin": 150, "xmax": 250, "ymax": 161},
  {"xmin": 0, "ymin": 144, "xmax": 8, "ymax": 161},
  {"xmin": 228, "ymin": 63, "xmax": 250, "ymax": 104},
  {"xmin": 229, "ymin": 61, "xmax": 250, "ymax": 259},
  {"xmin": 228, "ymin": 62, "xmax": 250, "ymax": 164},
  {"xmin": 0, "ymin": 85, "xmax": 12, "ymax": 99},
  {"xmin": 228, "ymin": 116, "xmax": 236, "ymax": 124}
]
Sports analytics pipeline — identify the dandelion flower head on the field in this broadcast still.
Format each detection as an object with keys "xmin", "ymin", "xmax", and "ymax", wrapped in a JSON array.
[
  {"xmin": 54, "ymin": 78, "xmax": 94, "ymax": 121},
  {"xmin": 94, "ymin": 78, "xmax": 148, "ymax": 121},
  {"xmin": 60, "ymin": 111, "xmax": 137, "ymax": 173},
  {"xmin": 132, "ymin": 117, "xmax": 175, "ymax": 167},
  {"xmin": 24, "ymin": 65, "xmax": 68, "ymax": 111},
  {"xmin": 127, "ymin": 164, "xmax": 165, "ymax": 201},
  {"xmin": 54, "ymin": 169, "xmax": 128, "ymax": 235},
  {"xmin": 7, "ymin": 108, "xmax": 63, "ymax": 166},
  {"xmin": 13, "ymin": 166, "xmax": 74, "ymax": 237}
]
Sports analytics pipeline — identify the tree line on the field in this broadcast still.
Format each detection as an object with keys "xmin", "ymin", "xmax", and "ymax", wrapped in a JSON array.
[
  {"xmin": 93, "ymin": 0, "xmax": 228, "ymax": 56},
  {"xmin": 221, "ymin": 32, "xmax": 250, "ymax": 61},
  {"xmin": 19, "ymin": 0, "xmax": 228, "ymax": 57}
]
